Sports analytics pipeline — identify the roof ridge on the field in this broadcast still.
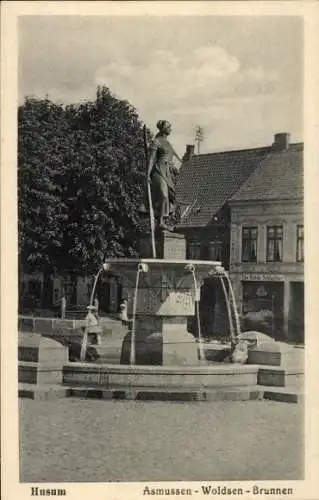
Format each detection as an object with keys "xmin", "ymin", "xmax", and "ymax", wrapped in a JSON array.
[
  {"xmin": 193, "ymin": 141, "xmax": 303, "ymax": 158},
  {"xmin": 193, "ymin": 146, "xmax": 269, "ymax": 157}
]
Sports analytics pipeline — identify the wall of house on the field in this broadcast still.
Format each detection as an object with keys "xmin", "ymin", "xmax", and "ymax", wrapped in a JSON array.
[
  {"xmin": 20, "ymin": 273, "xmax": 91, "ymax": 311},
  {"xmin": 179, "ymin": 208, "xmax": 230, "ymax": 269},
  {"xmin": 19, "ymin": 271, "xmax": 123, "ymax": 315},
  {"xmin": 229, "ymin": 199, "xmax": 304, "ymax": 341}
]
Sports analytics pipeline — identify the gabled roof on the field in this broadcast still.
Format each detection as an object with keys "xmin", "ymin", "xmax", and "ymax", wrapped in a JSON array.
[
  {"xmin": 176, "ymin": 145, "xmax": 270, "ymax": 227},
  {"xmin": 230, "ymin": 144, "xmax": 303, "ymax": 202}
]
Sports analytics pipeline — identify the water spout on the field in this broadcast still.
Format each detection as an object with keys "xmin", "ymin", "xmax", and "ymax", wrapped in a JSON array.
[
  {"xmin": 223, "ymin": 272, "xmax": 241, "ymax": 336},
  {"xmin": 130, "ymin": 262, "xmax": 149, "ymax": 365},
  {"xmin": 186, "ymin": 264, "xmax": 205, "ymax": 362},
  {"xmin": 219, "ymin": 276, "xmax": 235, "ymax": 342},
  {"xmin": 89, "ymin": 267, "xmax": 104, "ymax": 307},
  {"xmin": 80, "ymin": 266, "xmax": 104, "ymax": 362},
  {"xmin": 130, "ymin": 268, "xmax": 141, "ymax": 365}
]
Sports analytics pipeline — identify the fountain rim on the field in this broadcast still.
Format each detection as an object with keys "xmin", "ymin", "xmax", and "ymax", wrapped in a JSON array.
[{"xmin": 103, "ymin": 258, "xmax": 222, "ymax": 266}]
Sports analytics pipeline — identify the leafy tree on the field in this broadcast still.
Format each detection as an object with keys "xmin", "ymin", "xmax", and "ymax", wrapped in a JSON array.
[
  {"xmin": 18, "ymin": 97, "xmax": 69, "ymax": 306},
  {"xmin": 18, "ymin": 87, "xmax": 151, "ymax": 297},
  {"xmin": 61, "ymin": 86, "xmax": 148, "ymax": 275}
]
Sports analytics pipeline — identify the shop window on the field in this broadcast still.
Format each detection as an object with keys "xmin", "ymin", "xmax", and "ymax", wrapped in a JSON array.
[
  {"xmin": 267, "ymin": 225, "xmax": 283, "ymax": 262},
  {"xmin": 296, "ymin": 225, "xmax": 304, "ymax": 262},
  {"xmin": 242, "ymin": 227, "xmax": 257, "ymax": 262}
]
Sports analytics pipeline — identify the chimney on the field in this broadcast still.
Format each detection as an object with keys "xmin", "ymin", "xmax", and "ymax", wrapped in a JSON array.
[
  {"xmin": 183, "ymin": 144, "xmax": 195, "ymax": 162},
  {"xmin": 272, "ymin": 133, "xmax": 290, "ymax": 151}
]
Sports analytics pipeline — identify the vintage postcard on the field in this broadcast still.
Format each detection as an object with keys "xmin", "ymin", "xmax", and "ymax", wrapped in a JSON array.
[{"xmin": 1, "ymin": 1, "xmax": 319, "ymax": 500}]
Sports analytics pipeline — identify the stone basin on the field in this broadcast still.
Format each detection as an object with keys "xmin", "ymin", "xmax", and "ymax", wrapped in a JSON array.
[
  {"xmin": 101, "ymin": 258, "xmax": 225, "ymax": 365},
  {"xmin": 102, "ymin": 258, "xmax": 222, "ymax": 316}
]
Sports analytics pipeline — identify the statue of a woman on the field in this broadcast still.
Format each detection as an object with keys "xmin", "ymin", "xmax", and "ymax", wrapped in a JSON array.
[{"xmin": 147, "ymin": 120, "xmax": 182, "ymax": 231}]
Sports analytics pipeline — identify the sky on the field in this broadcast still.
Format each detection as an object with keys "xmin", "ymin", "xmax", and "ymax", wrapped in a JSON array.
[{"xmin": 19, "ymin": 15, "xmax": 303, "ymax": 156}]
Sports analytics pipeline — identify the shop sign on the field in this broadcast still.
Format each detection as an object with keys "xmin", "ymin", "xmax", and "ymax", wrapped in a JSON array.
[{"xmin": 242, "ymin": 273, "xmax": 284, "ymax": 282}]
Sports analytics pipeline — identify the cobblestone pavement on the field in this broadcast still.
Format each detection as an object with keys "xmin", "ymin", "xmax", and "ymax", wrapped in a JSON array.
[{"xmin": 19, "ymin": 399, "xmax": 303, "ymax": 482}]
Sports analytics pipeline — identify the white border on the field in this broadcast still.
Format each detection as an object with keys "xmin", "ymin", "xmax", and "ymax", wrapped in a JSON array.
[{"xmin": 1, "ymin": 2, "xmax": 319, "ymax": 499}]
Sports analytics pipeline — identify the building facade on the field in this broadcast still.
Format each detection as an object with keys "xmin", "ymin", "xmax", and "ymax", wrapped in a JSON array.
[
  {"xmin": 19, "ymin": 272, "xmax": 90, "ymax": 312},
  {"xmin": 177, "ymin": 133, "xmax": 304, "ymax": 341},
  {"xmin": 19, "ymin": 271, "xmax": 122, "ymax": 315},
  {"xmin": 229, "ymin": 137, "xmax": 303, "ymax": 342},
  {"xmin": 229, "ymin": 200, "xmax": 304, "ymax": 341}
]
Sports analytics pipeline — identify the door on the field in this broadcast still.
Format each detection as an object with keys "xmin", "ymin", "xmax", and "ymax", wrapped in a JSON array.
[{"xmin": 242, "ymin": 281, "xmax": 284, "ymax": 339}]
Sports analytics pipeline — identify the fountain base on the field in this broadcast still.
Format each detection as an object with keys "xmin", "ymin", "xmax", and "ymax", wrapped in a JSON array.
[
  {"xmin": 121, "ymin": 317, "xmax": 198, "ymax": 365},
  {"xmin": 63, "ymin": 362, "xmax": 259, "ymax": 390}
]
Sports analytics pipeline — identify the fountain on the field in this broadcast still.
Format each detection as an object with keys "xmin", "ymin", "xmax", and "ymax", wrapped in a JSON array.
[
  {"xmin": 68, "ymin": 117, "xmax": 255, "ymax": 395},
  {"xmin": 61, "ymin": 226, "xmax": 302, "ymax": 403},
  {"xmin": 61, "ymin": 121, "xmax": 302, "ymax": 401},
  {"xmin": 18, "ymin": 120, "xmax": 304, "ymax": 403},
  {"xmin": 18, "ymin": 228, "xmax": 304, "ymax": 402},
  {"xmin": 63, "ymin": 227, "xmax": 264, "ymax": 400},
  {"xmin": 79, "ymin": 231, "xmax": 240, "ymax": 366},
  {"xmin": 78, "ymin": 119, "xmax": 242, "ymax": 368}
]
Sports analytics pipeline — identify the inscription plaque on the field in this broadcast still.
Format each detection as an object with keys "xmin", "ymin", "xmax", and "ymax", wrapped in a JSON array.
[{"xmin": 124, "ymin": 287, "xmax": 194, "ymax": 315}]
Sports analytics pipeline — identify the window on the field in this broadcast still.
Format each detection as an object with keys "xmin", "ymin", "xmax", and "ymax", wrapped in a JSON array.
[
  {"xmin": 267, "ymin": 226, "xmax": 283, "ymax": 262},
  {"xmin": 63, "ymin": 278, "xmax": 77, "ymax": 304},
  {"xmin": 242, "ymin": 227, "xmax": 257, "ymax": 262},
  {"xmin": 187, "ymin": 240, "xmax": 201, "ymax": 260},
  {"xmin": 296, "ymin": 225, "xmax": 304, "ymax": 262},
  {"xmin": 207, "ymin": 241, "xmax": 223, "ymax": 262}
]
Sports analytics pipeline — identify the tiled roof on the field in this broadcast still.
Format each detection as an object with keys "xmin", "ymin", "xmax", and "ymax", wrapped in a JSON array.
[
  {"xmin": 230, "ymin": 144, "xmax": 303, "ymax": 202},
  {"xmin": 176, "ymin": 146, "xmax": 270, "ymax": 227}
]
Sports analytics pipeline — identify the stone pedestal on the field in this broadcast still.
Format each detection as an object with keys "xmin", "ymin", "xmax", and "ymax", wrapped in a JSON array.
[
  {"xmin": 121, "ymin": 316, "xmax": 198, "ymax": 365},
  {"xmin": 139, "ymin": 230, "xmax": 186, "ymax": 259},
  {"xmin": 247, "ymin": 340, "xmax": 304, "ymax": 368},
  {"xmin": 161, "ymin": 326, "xmax": 198, "ymax": 365}
]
